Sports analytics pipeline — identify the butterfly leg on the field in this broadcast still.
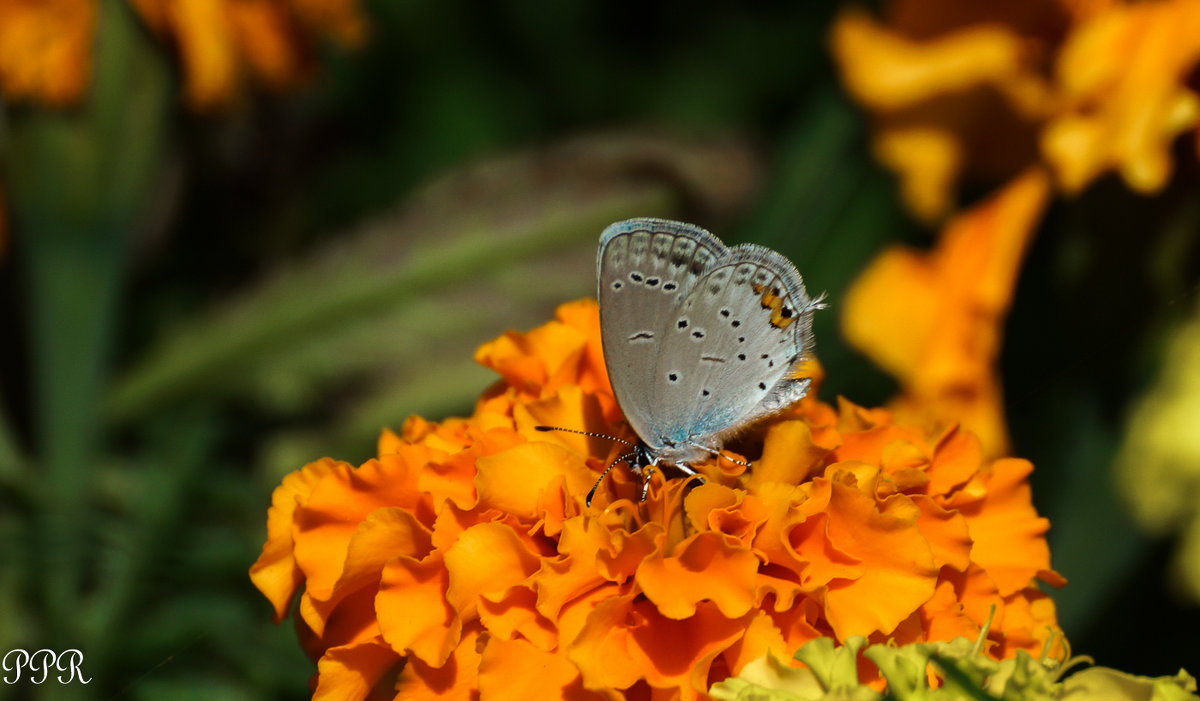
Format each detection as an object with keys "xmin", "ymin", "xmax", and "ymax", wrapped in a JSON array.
[
  {"xmin": 685, "ymin": 441, "xmax": 750, "ymax": 467},
  {"xmin": 682, "ymin": 473, "xmax": 707, "ymax": 495},
  {"xmin": 639, "ymin": 466, "xmax": 656, "ymax": 501}
]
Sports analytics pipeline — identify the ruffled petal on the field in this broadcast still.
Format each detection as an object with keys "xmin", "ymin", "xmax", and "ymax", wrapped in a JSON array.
[
  {"xmin": 250, "ymin": 458, "xmax": 339, "ymax": 622},
  {"xmin": 821, "ymin": 482, "xmax": 938, "ymax": 638},
  {"xmin": 479, "ymin": 636, "xmax": 613, "ymax": 701},
  {"xmin": 948, "ymin": 458, "xmax": 1058, "ymax": 595},
  {"xmin": 392, "ymin": 623, "xmax": 482, "ymax": 700},
  {"xmin": 636, "ymin": 531, "xmax": 760, "ymax": 620},
  {"xmin": 377, "ymin": 552, "xmax": 458, "ymax": 667},
  {"xmin": 312, "ymin": 637, "xmax": 401, "ymax": 701}
]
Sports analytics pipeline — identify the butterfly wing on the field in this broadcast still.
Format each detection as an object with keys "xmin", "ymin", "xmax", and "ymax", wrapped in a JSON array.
[
  {"xmin": 597, "ymin": 219, "xmax": 729, "ymax": 450},
  {"xmin": 599, "ymin": 219, "xmax": 823, "ymax": 460}
]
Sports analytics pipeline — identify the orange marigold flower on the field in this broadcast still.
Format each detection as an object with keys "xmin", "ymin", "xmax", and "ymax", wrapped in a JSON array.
[
  {"xmin": 842, "ymin": 168, "xmax": 1050, "ymax": 457},
  {"xmin": 127, "ymin": 0, "xmax": 366, "ymax": 110},
  {"xmin": 831, "ymin": 0, "xmax": 1200, "ymax": 218},
  {"xmin": 1043, "ymin": 0, "xmax": 1200, "ymax": 193},
  {"xmin": 251, "ymin": 300, "xmax": 1065, "ymax": 700},
  {"xmin": 0, "ymin": 0, "xmax": 96, "ymax": 105}
]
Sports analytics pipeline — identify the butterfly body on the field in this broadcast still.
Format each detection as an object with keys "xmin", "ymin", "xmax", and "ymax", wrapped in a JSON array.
[{"xmin": 597, "ymin": 218, "xmax": 824, "ymax": 474}]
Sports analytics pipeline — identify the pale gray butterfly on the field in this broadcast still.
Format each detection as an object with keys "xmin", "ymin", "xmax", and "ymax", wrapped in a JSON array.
[{"xmin": 540, "ymin": 218, "xmax": 825, "ymax": 504}]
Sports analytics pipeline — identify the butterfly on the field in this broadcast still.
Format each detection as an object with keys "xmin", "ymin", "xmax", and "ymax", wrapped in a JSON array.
[{"xmin": 540, "ymin": 218, "xmax": 825, "ymax": 504}]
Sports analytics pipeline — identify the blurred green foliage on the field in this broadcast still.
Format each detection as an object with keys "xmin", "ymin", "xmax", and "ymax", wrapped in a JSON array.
[{"xmin": 0, "ymin": 0, "xmax": 1197, "ymax": 699}]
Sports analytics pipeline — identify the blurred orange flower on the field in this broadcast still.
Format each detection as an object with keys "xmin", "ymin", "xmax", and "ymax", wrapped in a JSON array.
[
  {"xmin": 128, "ymin": 0, "xmax": 366, "ymax": 110},
  {"xmin": 1043, "ymin": 0, "xmax": 1200, "ymax": 193},
  {"xmin": 0, "ymin": 0, "xmax": 96, "ymax": 105},
  {"xmin": 832, "ymin": 0, "xmax": 1200, "ymax": 220},
  {"xmin": 251, "ymin": 300, "xmax": 1064, "ymax": 699},
  {"xmin": 0, "ymin": 0, "xmax": 364, "ymax": 110},
  {"xmin": 842, "ymin": 169, "xmax": 1050, "ymax": 457}
]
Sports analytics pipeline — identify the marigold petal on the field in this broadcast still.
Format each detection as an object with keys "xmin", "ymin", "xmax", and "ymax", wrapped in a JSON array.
[
  {"xmin": 393, "ymin": 624, "xmax": 482, "ymax": 700},
  {"xmin": 0, "ymin": 0, "xmax": 95, "ymax": 105},
  {"xmin": 750, "ymin": 420, "xmax": 834, "ymax": 489},
  {"xmin": 475, "ymin": 313, "xmax": 589, "ymax": 394},
  {"xmin": 951, "ymin": 458, "xmax": 1056, "ymax": 596},
  {"xmin": 684, "ymin": 483, "xmax": 769, "ymax": 548},
  {"xmin": 911, "ymin": 495, "xmax": 973, "ymax": 572},
  {"xmin": 479, "ymin": 636, "xmax": 612, "ymax": 701},
  {"xmin": 516, "ymin": 385, "xmax": 613, "ymax": 460},
  {"xmin": 377, "ymin": 427, "xmax": 403, "ymax": 456},
  {"xmin": 479, "ymin": 584, "xmax": 557, "ymax": 651},
  {"xmin": 475, "ymin": 442, "xmax": 597, "ymax": 519},
  {"xmin": 532, "ymin": 517, "xmax": 654, "ymax": 623},
  {"xmin": 293, "ymin": 456, "xmax": 429, "ymax": 602},
  {"xmin": 992, "ymin": 588, "xmax": 1065, "ymax": 660},
  {"xmin": 594, "ymin": 523, "xmax": 662, "ymax": 583},
  {"xmin": 785, "ymin": 483, "xmax": 863, "ymax": 590},
  {"xmin": 874, "ymin": 127, "xmax": 962, "ymax": 223},
  {"xmin": 569, "ymin": 595, "xmax": 749, "ymax": 695},
  {"xmin": 831, "ymin": 8, "xmax": 1029, "ymax": 110},
  {"xmin": 1046, "ymin": 0, "xmax": 1200, "ymax": 194},
  {"xmin": 835, "ymin": 425, "xmax": 929, "ymax": 472},
  {"xmin": 299, "ymin": 581, "xmax": 381, "ymax": 649},
  {"xmin": 377, "ymin": 552, "xmax": 459, "ymax": 667},
  {"xmin": 226, "ymin": 0, "xmax": 307, "ymax": 90},
  {"xmin": 842, "ymin": 248, "xmax": 940, "ymax": 386},
  {"xmin": 822, "ymin": 483, "xmax": 938, "ymax": 638},
  {"xmin": 914, "ymin": 577, "xmax": 987, "ymax": 646},
  {"xmin": 312, "ymin": 637, "xmax": 401, "ymax": 701},
  {"xmin": 927, "ymin": 425, "xmax": 984, "ymax": 495},
  {"xmin": 636, "ymin": 531, "xmax": 760, "ymax": 620},
  {"xmin": 755, "ymin": 570, "xmax": 806, "ymax": 613},
  {"xmin": 751, "ymin": 483, "xmax": 835, "ymax": 586},
  {"xmin": 250, "ymin": 458, "xmax": 339, "ymax": 622},
  {"xmin": 305, "ymin": 507, "xmax": 434, "ymax": 635},
  {"xmin": 721, "ymin": 611, "xmax": 792, "ymax": 677},
  {"xmin": 843, "ymin": 169, "xmax": 1048, "ymax": 457},
  {"xmin": 444, "ymin": 522, "xmax": 545, "ymax": 619},
  {"xmin": 418, "ymin": 448, "xmax": 481, "ymax": 512}
]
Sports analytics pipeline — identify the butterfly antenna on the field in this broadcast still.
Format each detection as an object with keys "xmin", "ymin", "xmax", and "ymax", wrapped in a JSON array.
[
  {"xmin": 535, "ymin": 425, "xmax": 636, "ymax": 447},
  {"xmin": 586, "ymin": 449, "xmax": 639, "ymax": 507}
]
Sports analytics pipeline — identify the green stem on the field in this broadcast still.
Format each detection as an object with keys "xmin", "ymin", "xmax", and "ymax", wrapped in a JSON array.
[
  {"xmin": 22, "ymin": 219, "xmax": 128, "ymax": 627},
  {"xmin": 2, "ymin": 1, "xmax": 169, "ymax": 686}
]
